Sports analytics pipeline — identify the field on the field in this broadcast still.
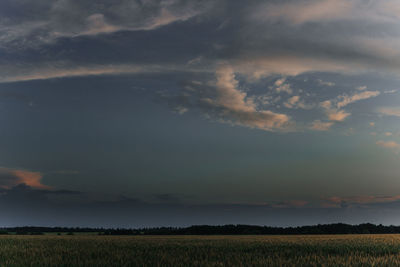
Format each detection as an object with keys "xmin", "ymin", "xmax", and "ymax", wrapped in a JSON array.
[{"xmin": 1, "ymin": 235, "xmax": 400, "ymax": 266}]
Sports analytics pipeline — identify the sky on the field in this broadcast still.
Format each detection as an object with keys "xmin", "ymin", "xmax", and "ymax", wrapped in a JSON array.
[{"xmin": 2, "ymin": 0, "xmax": 400, "ymax": 227}]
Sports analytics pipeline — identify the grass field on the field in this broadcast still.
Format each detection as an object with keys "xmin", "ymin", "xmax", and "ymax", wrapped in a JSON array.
[{"xmin": 1, "ymin": 234, "xmax": 400, "ymax": 266}]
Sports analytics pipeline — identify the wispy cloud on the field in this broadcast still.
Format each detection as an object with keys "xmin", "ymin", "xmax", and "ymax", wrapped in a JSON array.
[
  {"xmin": 0, "ymin": 63, "xmax": 202, "ymax": 83},
  {"xmin": 251, "ymin": 0, "xmax": 400, "ymax": 25},
  {"xmin": 337, "ymin": 91, "xmax": 380, "ymax": 109},
  {"xmin": 378, "ymin": 107, "xmax": 400, "ymax": 117},
  {"xmin": 376, "ymin": 140, "xmax": 400, "ymax": 153},
  {"xmin": 232, "ymin": 56, "xmax": 366, "ymax": 80},
  {"xmin": 0, "ymin": 64, "xmax": 143, "ymax": 83},
  {"xmin": 317, "ymin": 90, "xmax": 380, "ymax": 124},
  {"xmin": 0, "ymin": 0, "xmax": 215, "ymax": 49},
  {"xmin": 310, "ymin": 120, "xmax": 334, "ymax": 131},
  {"xmin": 356, "ymin": 86, "xmax": 367, "ymax": 91},
  {"xmin": 253, "ymin": 0, "xmax": 354, "ymax": 25}
]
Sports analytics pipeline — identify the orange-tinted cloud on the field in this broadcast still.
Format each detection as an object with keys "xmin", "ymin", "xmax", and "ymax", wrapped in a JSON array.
[
  {"xmin": 378, "ymin": 107, "xmax": 400, "ymax": 117},
  {"xmin": 376, "ymin": 140, "xmax": 400, "ymax": 150},
  {"xmin": 310, "ymin": 120, "xmax": 334, "ymax": 131},
  {"xmin": 319, "ymin": 100, "xmax": 350, "ymax": 123},
  {"xmin": 337, "ymin": 91, "xmax": 380, "ymax": 109},
  {"xmin": 0, "ymin": 168, "xmax": 50, "ymax": 189},
  {"xmin": 327, "ymin": 110, "xmax": 351, "ymax": 122},
  {"xmin": 254, "ymin": 0, "xmax": 353, "ymax": 25},
  {"xmin": 202, "ymin": 66, "xmax": 292, "ymax": 131}
]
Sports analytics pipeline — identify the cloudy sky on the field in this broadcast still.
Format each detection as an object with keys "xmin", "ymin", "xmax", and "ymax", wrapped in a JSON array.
[{"xmin": 2, "ymin": 0, "xmax": 400, "ymax": 227}]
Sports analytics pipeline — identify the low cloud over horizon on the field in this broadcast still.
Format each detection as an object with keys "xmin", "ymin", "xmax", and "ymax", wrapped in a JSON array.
[{"xmin": 2, "ymin": 182, "xmax": 400, "ymax": 227}]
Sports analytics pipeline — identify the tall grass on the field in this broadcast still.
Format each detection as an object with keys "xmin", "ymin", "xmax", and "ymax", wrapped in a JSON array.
[{"xmin": 1, "ymin": 234, "xmax": 400, "ymax": 266}]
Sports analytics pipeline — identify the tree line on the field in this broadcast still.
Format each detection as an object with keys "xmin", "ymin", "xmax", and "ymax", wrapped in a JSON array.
[{"xmin": 2, "ymin": 223, "xmax": 400, "ymax": 235}]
